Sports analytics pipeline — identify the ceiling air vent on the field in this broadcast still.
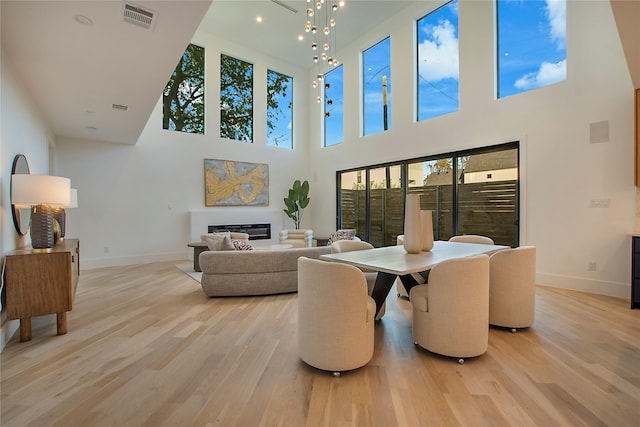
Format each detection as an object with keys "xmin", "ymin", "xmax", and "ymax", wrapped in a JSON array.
[
  {"xmin": 112, "ymin": 104, "xmax": 129, "ymax": 111},
  {"xmin": 122, "ymin": 2, "xmax": 157, "ymax": 30}
]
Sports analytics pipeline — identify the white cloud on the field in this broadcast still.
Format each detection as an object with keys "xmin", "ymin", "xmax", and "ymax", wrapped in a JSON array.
[
  {"xmin": 514, "ymin": 59, "xmax": 566, "ymax": 89},
  {"xmin": 418, "ymin": 19, "xmax": 459, "ymax": 82},
  {"xmin": 545, "ymin": 0, "xmax": 566, "ymax": 49}
]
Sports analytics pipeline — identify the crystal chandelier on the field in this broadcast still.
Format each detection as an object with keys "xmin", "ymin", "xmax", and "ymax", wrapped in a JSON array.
[{"xmin": 304, "ymin": 0, "xmax": 344, "ymax": 103}]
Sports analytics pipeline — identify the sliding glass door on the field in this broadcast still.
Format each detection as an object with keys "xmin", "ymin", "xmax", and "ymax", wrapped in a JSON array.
[{"xmin": 337, "ymin": 142, "xmax": 519, "ymax": 247}]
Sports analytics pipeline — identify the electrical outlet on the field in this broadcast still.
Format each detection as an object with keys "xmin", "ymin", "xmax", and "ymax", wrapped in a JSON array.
[
  {"xmin": 589, "ymin": 199, "xmax": 610, "ymax": 208},
  {"xmin": 588, "ymin": 261, "xmax": 596, "ymax": 271}
]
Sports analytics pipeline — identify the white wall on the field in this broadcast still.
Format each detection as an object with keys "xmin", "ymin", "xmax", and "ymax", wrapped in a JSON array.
[
  {"xmin": 1, "ymin": 49, "xmax": 54, "ymax": 348},
  {"xmin": 308, "ymin": 0, "xmax": 635, "ymax": 299},
  {"xmin": 56, "ymin": 31, "xmax": 311, "ymax": 269}
]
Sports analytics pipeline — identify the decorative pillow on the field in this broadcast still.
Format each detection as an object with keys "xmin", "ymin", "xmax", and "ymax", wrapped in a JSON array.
[
  {"xmin": 326, "ymin": 229, "xmax": 357, "ymax": 245},
  {"xmin": 204, "ymin": 236, "xmax": 223, "ymax": 251},
  {"xmin": 232, "ymin": 240, "xmax": 254, "ymax": 251},
  {"xmin": 218, "ymin": 235, "xmax": 236, "ymax": 251},
  {"xmin": 201, "ymin": 232, "xmax": 230, "ymax": 241}
]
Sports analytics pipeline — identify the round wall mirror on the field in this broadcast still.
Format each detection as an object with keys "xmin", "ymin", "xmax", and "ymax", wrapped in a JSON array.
[{"xmin": 11, "ymin": 154, "xmax": 31, "ymax": 235}]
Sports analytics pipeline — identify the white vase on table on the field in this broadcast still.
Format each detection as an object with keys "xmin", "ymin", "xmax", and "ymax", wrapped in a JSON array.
[
  {"xmin": 421, "ymin": 210, "xmax": 434, "ymax": 251},
  {"xmin": 403, "ymin": 194, "xmax": 422, "ymax": 254}
]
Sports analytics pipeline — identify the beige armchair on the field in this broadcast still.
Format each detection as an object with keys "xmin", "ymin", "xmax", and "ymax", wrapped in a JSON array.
[
  {"xmin": 448, "ymin": 234, "xmax": 495, "ymax": 244},
  {"xmin": 489, "ymin": 246, "xmax": 536, "ymax": 331},
  {"xmin": 331, "ymin": 240, "xmax": 385, "ymax": 318},
  {"xmin": 297, "ymin": 257, "xmax": 375, "ymax": 375},
  {"xmin": 410, "ymin": 254, "xmax": 490, "ymax": 363},
  {"xmin": 279, "ymin": 229, "xmax": 313, "ymax": 248}
]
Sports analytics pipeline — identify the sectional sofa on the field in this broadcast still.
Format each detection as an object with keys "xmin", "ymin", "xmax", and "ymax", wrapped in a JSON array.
[{"xmin": 199, "ymin": 245, "xmax": 332, "ymax": 297}]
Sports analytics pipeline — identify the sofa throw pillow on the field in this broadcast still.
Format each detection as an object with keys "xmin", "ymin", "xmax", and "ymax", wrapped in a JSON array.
[
  {"xmin": 201, "ymin": 232, "xmax": 230, "ymax": 242},
  {"xmin": 219, "ymin": 235, "xmax": 236, "ymax": 251},
  {"xmin": 204, "ymin": 236, "xmax": 223, "ymax": 251},
  {"xmin": 232, "ymin": 240, "xmax": 254, "ymax": 251},
  {"xmin": 326, "ymin": 229, "xmax": 357, "ymax": 245}
]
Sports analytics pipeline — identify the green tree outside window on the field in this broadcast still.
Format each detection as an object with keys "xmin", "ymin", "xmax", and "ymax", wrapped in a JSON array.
[
  {"xmin": 220, "ymin": 54, "xmax": 253, "ymax": 142},
  {"xmin": 163, "ymin": 43, "xmax": 204, "ymax": 134}
]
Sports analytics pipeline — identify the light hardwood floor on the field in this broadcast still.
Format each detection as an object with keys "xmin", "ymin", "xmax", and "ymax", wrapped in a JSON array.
[{"xmin": 1, "ymin": 261, "xmax": 639, "ymax": 426}]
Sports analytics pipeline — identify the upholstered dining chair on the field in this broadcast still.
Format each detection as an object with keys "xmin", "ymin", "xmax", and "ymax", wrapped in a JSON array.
[
  {"xmin": 297, "ymin": 257, "xmax": 376, "ymax": 376},
  {"xmin": 489, "ymin": 246, "xmax": 536, "ymax": 331},
  {"xmin": 331, "ymin": 240, "xmax": 385, "ymax": 317},
  {"xmin": 279, "ymin": 229, "xmax": 313, "ymax": 248},
  {"xmin": 448, "ymin": 234, "xmax": 495, "ymax": 244},
  {"xmin": 409, "ymin": 254, "xmax": 490, "ymax": 364}
]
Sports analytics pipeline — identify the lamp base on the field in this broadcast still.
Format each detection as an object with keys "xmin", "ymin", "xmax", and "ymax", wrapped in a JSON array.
[
  {"xmin": 30, "ymin": 204, "xmax": 55, "ymax": 249},
  {"xmin": 53, "ymin": 207, "xmax": 66, "ymax": 239}
]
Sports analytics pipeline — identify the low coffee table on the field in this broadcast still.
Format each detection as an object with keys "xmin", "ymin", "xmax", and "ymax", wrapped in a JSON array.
[{"xmin": 187, "ymin": 242, "xmax": 208, "ymax": 272}]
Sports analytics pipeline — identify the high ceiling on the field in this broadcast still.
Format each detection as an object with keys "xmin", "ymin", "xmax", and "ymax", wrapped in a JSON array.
[
  {"xmin": 200, "ymin": 1, "xmax": 415, "ymax": 68},
  {"xmin": 1, "ymin": 1, "xmax": 638, "ymax": 146}
]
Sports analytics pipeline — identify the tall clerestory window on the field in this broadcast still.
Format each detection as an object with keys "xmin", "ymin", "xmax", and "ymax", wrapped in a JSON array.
[
  {"xmin": 416, "ymin": 0, "xmax": 459, "ymax": 122},
  {"xmin": 220, "ymin": 54, "xmax": 254, "ymax": 142},
  {"xmin": 163, "ymin": 43, "xmax": 205, "ymax": 133},
  {"xmin": 324, "ymin": 64, "xmax": 344, "ymax": 147},
  {"xmin": 266, "ymin": 70, "xmax": 293, "ymax": 148},
  {"xmin": 363, "ymin": 37, "xmax": 391, "ymax": 136},
  {"xmin": 497, "ymin": 0, "xmax": 566, "ymax": 98}
]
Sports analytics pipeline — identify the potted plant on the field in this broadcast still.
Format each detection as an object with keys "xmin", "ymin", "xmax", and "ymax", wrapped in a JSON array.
[{"xmin": 283, "ymin": 179, "xmax": 310, "ymax": 229}]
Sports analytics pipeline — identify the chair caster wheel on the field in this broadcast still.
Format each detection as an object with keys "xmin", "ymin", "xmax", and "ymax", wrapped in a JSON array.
[
  {"xmin": 397, "ymin": 293, "xmax": 401, "ymax": 297},
  {"xmin": 413, "ymin": 341, "xmax": 418, "ymax": 346},
  {"xmin": 510, "ymin": 328, "xmax": 516, "ymax": 333},
  {"xmin": 458, "ymin": 358, "xmax": 465, "ymax": 365},
  {"xmin": 333, "ymin": 371, "xmax": 340, "ymax": 377}
]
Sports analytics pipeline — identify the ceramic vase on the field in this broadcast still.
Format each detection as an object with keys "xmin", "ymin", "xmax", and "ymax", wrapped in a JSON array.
[
  {"xmin": 421, "ymin": 210, "xmax": 434, "ymax": 251},
  {"xmin": 403, "ymin": 194, "xmax": 422, "ymax": 253}
]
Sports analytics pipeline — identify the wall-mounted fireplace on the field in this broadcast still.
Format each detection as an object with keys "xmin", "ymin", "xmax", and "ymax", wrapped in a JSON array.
[{"xmin": 208, "ymin": 223, "xmax": 271, "ymax": 240}]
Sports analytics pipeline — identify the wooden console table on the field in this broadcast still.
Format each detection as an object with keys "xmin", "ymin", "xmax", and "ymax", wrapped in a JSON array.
[{"xmin": 5, "ymin": 238, "xmax": 80, "ymax": 342}]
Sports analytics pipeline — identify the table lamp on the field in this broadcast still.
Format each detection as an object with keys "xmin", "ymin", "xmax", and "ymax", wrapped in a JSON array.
[
  {"xmin": 11, "ymin": 175, "xmax": 71, "ymax": 250},
  {"xmin": 53, "ymin": 188, "xmax": 78, "ymax": 240}
]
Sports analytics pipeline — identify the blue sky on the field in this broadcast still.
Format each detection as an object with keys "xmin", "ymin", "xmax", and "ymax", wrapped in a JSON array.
[
  {"xmin": 497, "ymin": 0, "xmax": 566, "ymax": 98},
  {"xmin": 315, "ymin": 0, "xmax": 566, "ymax": 146}
]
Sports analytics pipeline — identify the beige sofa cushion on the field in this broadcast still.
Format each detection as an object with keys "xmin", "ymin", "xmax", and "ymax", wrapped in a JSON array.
[{"xmin": 199, "ymin": 245, "xmax": 331, "ymax": 297}]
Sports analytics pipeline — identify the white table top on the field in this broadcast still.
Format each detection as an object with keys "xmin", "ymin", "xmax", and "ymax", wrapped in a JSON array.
[{"xmin": 320, "ymin": 240, "xmax": 508, "ymax": 275}]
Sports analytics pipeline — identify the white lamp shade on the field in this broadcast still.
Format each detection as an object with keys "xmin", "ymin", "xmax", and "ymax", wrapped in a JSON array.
[
  {"xmin": 66, "ymin": 188, "xmax": 78, "ymax": 208},
  {"xmin": 11, "ymin": 175, "xmax": 71, "ymax": 207}
]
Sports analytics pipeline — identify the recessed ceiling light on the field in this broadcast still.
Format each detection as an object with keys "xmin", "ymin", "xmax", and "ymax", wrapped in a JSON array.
[
  {"xmin": 256, "ymin": 16, "xmax": 263, "ymax": 23},
  {"xmin": 73, "ymin": 14, "xmax": 93, "ymax": 26},
  {"xmin": 298, "ymin": 35, "xmax": 304, "ymax": 41}
]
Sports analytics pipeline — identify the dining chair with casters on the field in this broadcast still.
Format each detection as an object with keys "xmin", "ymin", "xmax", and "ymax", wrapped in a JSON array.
[
  {"xmin": 297, "ymin": 257, "xmax": 376, "ymax": 376},
  {"xmin": 489, "ymin": 246, "xmax": 536, "ymax": 332},
  {"xmin": 331, "ymin": 240, "xmax": 385, "ymax": 318},
  {"xmin": 409, "ymin": 254, "xmax": 490, "ymax": 364},
  {"xmin": 448, "ymin": 235, "xmax": 495, "ymax": 245}
]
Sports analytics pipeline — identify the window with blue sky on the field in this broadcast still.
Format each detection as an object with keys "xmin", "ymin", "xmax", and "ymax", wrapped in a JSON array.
[
  {"xmin": 266, "ymin": 70, "xmax": 293, "ymax": 149},
  {"xmin": 417, "ymin": 0, "xmax": 459, "ymax": 121},
  {"xmin": 497, "ymin": 0, "xmax": 566, "ymax": 98},
  {"xmin": 363, "ymin": 37, "xmax": 391, "ymax": 136},
  {"xmin": 324, "ymin": 65, "xmax": 344, "ymax": 147}
]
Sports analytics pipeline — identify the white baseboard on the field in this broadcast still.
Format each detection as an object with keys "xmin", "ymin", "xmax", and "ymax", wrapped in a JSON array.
[
  {"xmin": 536, "ymin": 272, "xmax": 630, "ymax": 300},
  {"xmin": 81, "ymin": 251, "xmax": 187, "ymax": 270},
  {"xmin": 1, "ymin": 319, "xmax": 19, "ymax": 352}
]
